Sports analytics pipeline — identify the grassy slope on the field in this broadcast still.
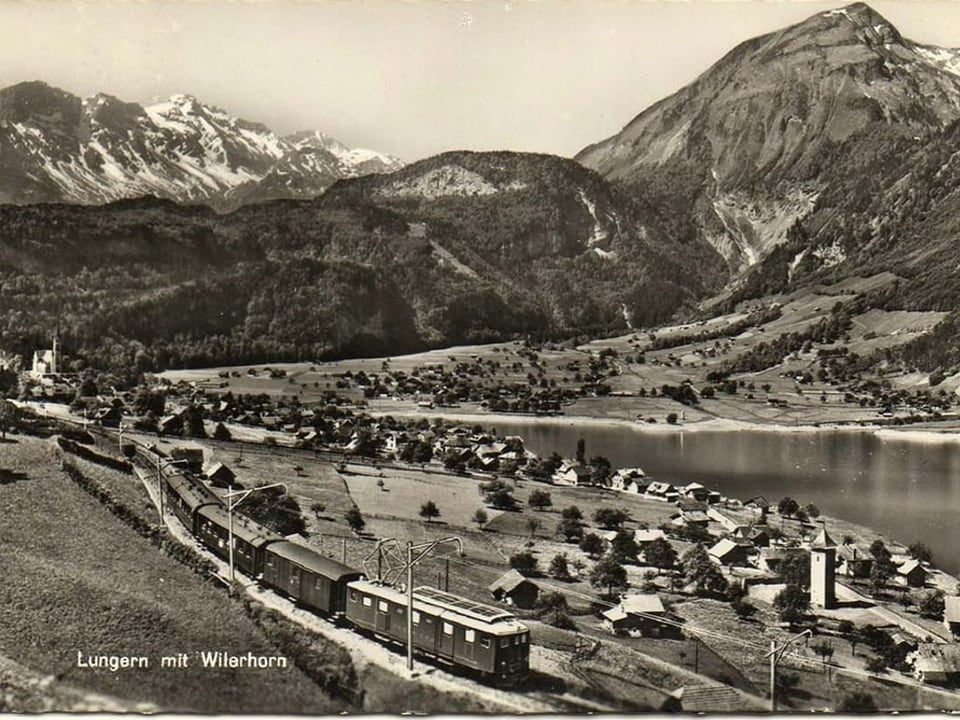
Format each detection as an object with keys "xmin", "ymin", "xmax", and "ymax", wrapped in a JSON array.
[{"xmin": 0, "ymin": 436, "xmax": 345, "ymax": 713}]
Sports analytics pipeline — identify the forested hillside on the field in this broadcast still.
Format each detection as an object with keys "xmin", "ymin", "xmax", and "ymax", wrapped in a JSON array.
[{"xmin": 0, "ymin": 152, "xmax": 725, "ymax": 379}]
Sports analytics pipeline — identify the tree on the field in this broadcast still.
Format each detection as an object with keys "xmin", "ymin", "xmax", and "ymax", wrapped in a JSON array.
[
  {"xmin": 510, "ymin": 551, "xmax": 539, "ymax": 576},
  {"xmin": 918, "ymin": 589, "xmax": 945, "ymax": 620},
  {"xmin": 536, "ymin": 591, "xmax": 575, "ymax": 629},
  {"xmin": 774, "ymin": 584, "xmax": 809, "ymax": 626},
  {"xmin": 242, "ymin": 486, "xmax": 306, "ymax": 536},
  {"xmin": 549, "ymin": 554, "xmax": 572, "ymax": 581},
  {"xmin": 777, "ymin": 496, "xmax": 799, "ymax": 518},
  {"xmin": 345, "ymin": 507, "xmax": 365, "ymax": 533},
  {"xmin": 803, "ymin": 502, "xmax": 820, "ymax": 520},
  {"xmin": 376, "ymin": 478, "xmax": 385, "ymax": 492},
  {"xmin": 579, "ymin": 532, "xmax": 604, "ymax": 558},
  {"xmin": 590, "ymin": 555, "xmax": 627, "ymax": 598},
  {"xmin": 489, "ymin": 488, "xmax": 518, "ymax": 510},
  {"xmin": 871, "ymin": 554, "xmax": 895, "ymax": 591},
  {"xmin": 561, "ymin": 506, "xmax": 583, "ymax": 521},
  {"xmin": 557, "ymin": 517, "xmax": 584, "ymax": 542},
  {"xmin": 610, "ymin": 531, "xmax": 639, "ymax": 564},
  {"xmin": 838, "ymin": 620, "xmax": 858, "ymax": 655},
  {"xmin": 681, "ymin": 544, "xmax": 728, "ymax": 597},
  {"xmin": 528, "ymin": 489, "xmax": 553, "ymax": 511},
  {"xmin": 472, "ymin": 508, "xmax": 489, "ymax": 530},
  {"xmin": 908, "ymin": 542, "xmax": 933, "ymax": 565},
  {"xmin": 310, "ymin": 502, "xmax": 326, "ymax": 519},
  {"xmin": 0, "ymin": 400, "xmax": 21, "ymax": 440},
  {"xmin": 666, "ymin": 412, "xmax": 678, "ymax": 425},
  {"xmin": 777, "ymin": 552, "xmax": 810, "ymax": 589},
  {"xmin": 213, "ymin": 422, "xmax": 232, "ymax": 441},
  {"xmin": 419, "ymin": 500, "xmax": 441, "ymax": 523},
  {"xmin": 837, "ymin": 692, "xmax": 878, "ymax": 712},
  {"xmin": 526, "ymin": 516, "xmax": 542, "ymax": 539},
  {"xmin": 811, "ymin": 640, "xmax": 835, "ymax": 665},
  {"xmin": 575, "ymin": 438, "xmax": 586, "ymax": 464},
  {"xmin": 732, "ymin": 598, "xmax": 757, "ymax": 620},
  {"xmin": 644, "ymin": 537, "xmax": 678, "ymax": 571},
  {"xmin": 593, "ymin": 507, "xmax": 629, "ymax": 530},
  {"xmin": 184, "ymin": 404, "xmax": 206, "ymax": 438}
]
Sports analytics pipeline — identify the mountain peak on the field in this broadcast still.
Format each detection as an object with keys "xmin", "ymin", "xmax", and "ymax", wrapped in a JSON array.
[{"xmin": 806, "ymin": 2, "xmax": 902, "ymax": 45}]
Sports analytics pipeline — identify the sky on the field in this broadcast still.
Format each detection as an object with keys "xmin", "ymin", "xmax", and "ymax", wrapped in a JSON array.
[{"xmin": 2, "ymin": 0, "xmax": 960, "ymax": 162}]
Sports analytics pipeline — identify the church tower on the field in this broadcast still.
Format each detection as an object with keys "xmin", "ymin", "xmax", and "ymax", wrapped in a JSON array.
[{"xmin": 809, "ymin": 524, "xmax": 837, "ymax": 609}]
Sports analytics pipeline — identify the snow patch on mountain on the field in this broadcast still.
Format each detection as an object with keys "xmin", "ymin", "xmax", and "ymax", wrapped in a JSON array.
[{"xmin": 914, "ymin": 44, "xmax": 960, "ymax": 79}]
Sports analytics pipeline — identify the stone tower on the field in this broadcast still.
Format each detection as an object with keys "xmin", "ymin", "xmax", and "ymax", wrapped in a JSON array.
[{"xmin": 809, "ymin": 524, "xmax": 837, "ymax": 609}]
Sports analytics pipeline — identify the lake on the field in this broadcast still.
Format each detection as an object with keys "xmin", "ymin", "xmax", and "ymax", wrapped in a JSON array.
[{"xmin": 485, "ymin": 419, "xmax": 960, "ymax": 576}]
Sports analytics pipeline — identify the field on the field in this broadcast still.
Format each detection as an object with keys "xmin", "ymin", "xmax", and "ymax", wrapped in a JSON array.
[{"xmin": 0, "ymin": 436, "xmax": 346, "ymax": 713}]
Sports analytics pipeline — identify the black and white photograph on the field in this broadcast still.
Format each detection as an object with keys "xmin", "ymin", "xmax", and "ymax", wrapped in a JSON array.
[{"xmin": 3, "ymin": 0, "xmax": 960, "ymax": 714}]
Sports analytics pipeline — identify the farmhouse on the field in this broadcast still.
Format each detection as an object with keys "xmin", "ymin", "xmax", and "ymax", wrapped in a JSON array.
[
  {"xmin": 601, "ymin": 594, "xmax": 668, "ymax": 637},
  {"xmin": 681, "ymin": 482, "xmax": 710, "ymax": 502},
  {"xmin": 205, "ymin": 462, "xmax": 238, "ymax": 489},
  {"xmin": 708, "ymin": 538, "xmax": 753, "ymax": 567},
  {"xmin": 944, "ymin": 596, "xmax": 960, "ymax": 638},
  {"xmin": 611, "ymin": 468, "xmax": 648, "ymax": 494},
  {"xmin": 744, "ymin": 496, "xmax": 771, "ymax": 519},
  {"xmin": 159, "ymin": 407, "xmax": 189, "ymax": 436},
  {"xmin": 553, "ymin": 461, "xmax": 593, "ymax": 487},
  {"xmin": 646, "ymin": 481, "xmax": 679, "ymax": 502},
  {"xmin": 836, "ymin": 542, "xmax": 873, "ymax": 578},
  {"xmin": 489, "ymin": 570, "xmax": 539, "ymax": 609},
  {"xmin": 895, "ymin": 559, "xmax": 928, "ymax": 588},
  {"xmin": 910, "ymin": 643, "xmax": 960, "ymax": 685},
  {"xmin": 634, "ymin": 528, "xmax": 667, "ymax": 548},
  {"xmin": 672, "ymin": 499, "xmax": 710, "ymax": 527}
]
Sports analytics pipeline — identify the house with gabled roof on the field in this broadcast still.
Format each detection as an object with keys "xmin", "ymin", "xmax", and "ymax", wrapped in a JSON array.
[
  {"xmin": 910, "ymin": 643, "xmax": 960, "ymax": 685},
  {"xmin": 489, "ymin": 569, "xmax": 539, "ymax": 609},
  {"xmin": 837, "ymin": 542, "xmax": 873, "ymax": 578},
  {"xmin": 601, "ymin": 594, "xmax": 669, "ymax": 636},
  {"xmin": 708, "ymin": 538, "xmax": 753, "ymax": 567},
  {"xmin": 895, "ymin": 559, "xmax": 928, "ymax": 588},
  {"xmin": 944, "ymin": 596, "xmax": 960, "ymax": 638}
]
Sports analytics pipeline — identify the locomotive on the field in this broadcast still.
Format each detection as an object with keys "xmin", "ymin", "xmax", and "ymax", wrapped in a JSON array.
[{"xmin": 158, "ymin": 463, "xmax": 530, "ymax": 683}]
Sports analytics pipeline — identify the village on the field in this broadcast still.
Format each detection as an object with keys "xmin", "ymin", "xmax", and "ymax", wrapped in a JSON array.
[{"xmin": 5, "ymin": 337, "xmax": 960, "ymax": 712}]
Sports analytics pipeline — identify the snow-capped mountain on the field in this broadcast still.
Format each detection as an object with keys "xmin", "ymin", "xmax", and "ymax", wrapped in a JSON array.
[{"xmin": 0, "ymin": 82, "xmax": 402, "ymax": 210}]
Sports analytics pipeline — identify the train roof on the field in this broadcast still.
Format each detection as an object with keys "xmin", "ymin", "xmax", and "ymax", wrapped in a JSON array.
[
  {"xmin": 414, "ymin": 586, "xmax": 517, "ymax": 624},
  {"xmin": 265, "ymin": 541, "xmax": 361, "ymax": 581},
  {"xmin": 196, "ymin": 504, "xmax": 280, "ymax": 546},
  {"xmin": 165, "ymin": 472, "xmax": 221, "ymax": 510},
  {"xmin": 347, "ymin": 580, "xmax": 528, "ymax": 636}
]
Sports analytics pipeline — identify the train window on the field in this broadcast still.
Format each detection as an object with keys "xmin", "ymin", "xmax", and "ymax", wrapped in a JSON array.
[
  {"xmin": 481, "ymin": 638, "xmax": 491, "ymax": 649},
  {"xmin": 522, "ymin": 634, "xmax": 529, "ymax": 644},
  {"xmin": 442, "ymin": 622, "xmax": 453, "ymax": 636},
  {"xmin": 514, "ymin": 636, "xmax": 521, "ymax": 645},
  {"xmin": 350, "ymin": 590, "xmax": 358, "ymax": 602},
  {"xmin": 499, "ymin": 638, "xmax": 510, "ymax": 648},
  {"xmin": 412, "ymin": 611, "xmax": 421, "ymax": 625},
  {"xmin": 464, "ymin": 629, "xmax": 475, "ymax": 644},
  {"xmin": 378, "ymin": 600, "xmax": 389, "ymax": 613},
  {"xmin": 362, "ymin": 596, "xmax": 372, "ymax": 607}
]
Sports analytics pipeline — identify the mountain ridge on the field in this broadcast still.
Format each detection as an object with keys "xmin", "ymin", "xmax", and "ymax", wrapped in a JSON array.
[{"xmin": 0, "ymin": 81, "xmax": 403, "ymax": 210}]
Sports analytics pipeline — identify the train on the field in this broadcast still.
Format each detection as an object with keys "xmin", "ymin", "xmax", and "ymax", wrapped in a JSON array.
[{"xmin": 157, "ymin": 461, "xmax": 531, "ymax": 683}]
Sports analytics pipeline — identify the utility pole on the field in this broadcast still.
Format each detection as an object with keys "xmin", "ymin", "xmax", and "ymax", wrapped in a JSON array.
[
  {"xmin": 765, "ymin": 629, "xmax": 812, "ymax": 711},
  {"xmin": 400, "ymin": 537, "xmax": 463, "ymax": 674},
  {"xmin": 224, "ymin": 482, "xmax": 287, "ymax": 586}
]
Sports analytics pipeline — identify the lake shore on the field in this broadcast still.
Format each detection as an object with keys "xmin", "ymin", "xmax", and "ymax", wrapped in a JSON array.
[{"xmin": 368, "ymin": 405, "xmax": 960, "ymax": 445}]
